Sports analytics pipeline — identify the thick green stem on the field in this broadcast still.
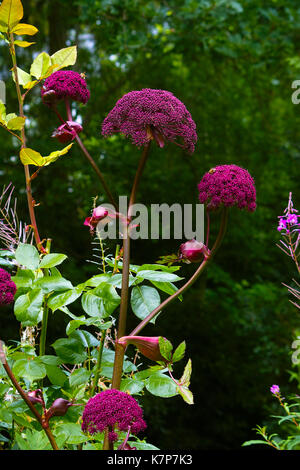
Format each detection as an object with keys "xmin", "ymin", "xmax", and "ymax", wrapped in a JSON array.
[
  {"xmin": 39, "ymin": 303, "xmax": 49, "ymax": 357},
  {"xmin": 129, "ymin": 208, "xmax": 229, "ymax": 336}
]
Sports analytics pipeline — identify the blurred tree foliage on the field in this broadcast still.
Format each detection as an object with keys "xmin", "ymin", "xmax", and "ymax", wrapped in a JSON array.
[{"xmin": 0, "ymin": 0, "xmax": 300, "ymax": 449}]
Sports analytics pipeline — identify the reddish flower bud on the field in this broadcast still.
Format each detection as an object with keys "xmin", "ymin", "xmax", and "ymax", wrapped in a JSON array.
[
  {"xmin": 45, "ymin": 398, "xmax": 73, "ymax": 421},
  {"xmin": 52, "ymin": 121, "xmax": 83, "ymax": 143},
  {"xmin": 118, "ymin": 336, "xmax": 166, "ymax": 362},
  {"xmin": 84, "ymin": 206, "xmax": 109, "ymax": 230},
  {"xmin": 179, "ymin": 239, "xmax": 210, "ymax": 263},
  {"xmin": 27, "ymin": 389, "xmax": 44, "ymax": 405}
]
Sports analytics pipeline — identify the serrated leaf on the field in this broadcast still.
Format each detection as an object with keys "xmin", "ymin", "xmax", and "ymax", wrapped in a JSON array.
[
  {"xmin": 43, "ymin": 143, "xmax": 73, "ymax": 166},
  {"xmin": 176, "ymin": 385, "xmax": 194, "ymax": 405},
  {"xmin": 0, "ymin": 0, "xmax": 23, "ymax": 31},
  {"xmin": 50, "ymin": 46, "xmax": 77, "ymax": 71},
  {"xmin": 11, "ymin": 23, "xmax": 38, "ymax": 35},
  {"xmin": 158, "ymin": 337, "xmax": 173, "ymax": 361},
  {"xmin": 52, "ymin": 337, "xmax": 87, "ymax": 364},
  {"xmin": 145, "ymin": 372, "xmax": 177, "ymax": 397},
  {"xmin": 30, "ymin": 52, "xmax": 51, "ymax": 79},
  {"xmin": 172, "ymin": 341, "xmax": 186, "ymax": 363},
  {"xmin": 69, "ymin": 368, "xmax": 91, "ymax": 387},
  {"xmin": 180, "ymin": 358, "xmax": 192, "ymax": 387},
  {"xmin": 14, "ymin": 288, "xmax": 43, "ymax": 326},
  {"xmin": 12, "ymin": 357, "xmax": 46, "ymax": 383}
]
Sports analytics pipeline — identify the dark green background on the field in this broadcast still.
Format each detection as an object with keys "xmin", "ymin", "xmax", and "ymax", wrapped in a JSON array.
[{"xmin": 0, "ymin": 0, "xmax": 300, "ymax": 449}]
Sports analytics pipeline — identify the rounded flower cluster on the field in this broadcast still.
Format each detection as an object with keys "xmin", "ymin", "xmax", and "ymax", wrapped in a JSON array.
[
  {"xmin": 81, "ymin": 389, "xmax": 146, "ymax": 442},
  {"xmin": 41, "ymin": 70, "xmax": 90, "ymax": 104},
  {"xmin": 0, "ymin": 268, "xmax": 16, "ymax": 306},
  {"xmin": 102, "ymin": 88, "xmax": 197, "ymax": 153},
  {"xmin": 198, "ymin": 164, "xmax": 256, "ymax": 212}
]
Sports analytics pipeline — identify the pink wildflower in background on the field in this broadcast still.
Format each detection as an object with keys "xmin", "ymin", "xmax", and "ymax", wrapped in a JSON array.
[
  {"xmin": 198, "ymin": 164, "xmax": 256, "ymax": 212},
  {"xmin": 102, "ymin": 88, "xmax": 197, "ymax": 153},
  {"xmin": 270, "ymin": 385, "xmax": 280, "ymax": 395}
]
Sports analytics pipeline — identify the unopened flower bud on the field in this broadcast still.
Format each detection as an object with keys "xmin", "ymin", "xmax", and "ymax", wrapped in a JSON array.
[
  {"xmin": 84, "ymin": 206, "xmax": 109, "ymax": 230},
  {"xmin": 52, "ymin": 121, "xmax": 83, "ymax": 143},
  {"xmin": 118, "ymin": 336, "xmax": 166, "ymax": 362},
  {"xmin": 179, "ymin": 239, "xmax": 210, "ymax": 263},
  {"xmin": 45, "ymin": 398, "xmax": 73, "ymax": 421},
  {"xmin": 27, "ymin": 389, "xmax": 44, "ymax": 405}
]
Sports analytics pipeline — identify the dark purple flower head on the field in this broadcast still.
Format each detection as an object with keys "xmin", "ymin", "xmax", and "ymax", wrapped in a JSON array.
[
  {"xmin": 52, "ymin": 121, "xmax": 83, "ymax": 143},
  {"xmin": 102, "ymin": 88, "xmax": 197, "ymax": 153},
  {"xmin": 41, "ymin": 71, "xmax": 90, "ymax": 105},
  {"xmin": 0, "ymin": 280, "xmax": 16, "ymax": 306},
  {"xmin": 198, "ymin": 165, "xmax": 256, "ymax": 212},
  {"xmin": 179, "ymin": 239, "xmax": 211, "ymax": 263},
  {"xmin": 0, "ymin": 268, "xmax": 11, "ymax": 283},
  {"xmin": 81, "ymin": 389, "xmax": 146, "ymax": 441}
]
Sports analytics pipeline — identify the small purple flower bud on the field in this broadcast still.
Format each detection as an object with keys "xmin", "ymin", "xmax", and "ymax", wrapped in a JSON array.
[
  {"xmin": 45, "ymin": 398, "xmax": 73, "ymax": 421},
  {"xmin": 270, "ymin": 384, "xmax": 280, "ymax": 395},
  {"xmin": 27, "ymin": 389, "xmax": 44, "ymax": 405},
  {"xmin": 52, "ymin": 121, "xmax": 83, "ymax": 143},
  {"xmin": 179, "ymin": 239, "xmax": 210, "ymax": 263},
  {"xmin": 118, "ymin": 336, "xmax": 166, "ymax": 362}
]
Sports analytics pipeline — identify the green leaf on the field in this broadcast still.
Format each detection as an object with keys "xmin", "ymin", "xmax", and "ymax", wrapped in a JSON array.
[
  {"xmin": 69, "ymin": 368, "xmax": 91, "ymax": 387},
  {"xmin": 12, "ymin": 67, "xmax": 32, "ymax": 86},
  {"xmin": 15, "ymin": 243, "xmax": 40, "ymax": 270},
  {"xmin": 39, "ymin": 253, "xmax": 67, "ymax": 269},
  {"xmin": 158, "ymin": 337, "xmax": 173, "ymax": 361},
  {"xmin": 45, "ymin": 364, "xmax": 67, "ymax": 386},
  {"xmin": 56, "ymin": 423, "xmax": 86, "ymax": 445},
  {"xmin": 242, "ymin": 440, "xmax": 272, "ymax": 447},
  {"xmin": 47, "ymin": 286, "xmax": 83, "ymax": 312},
  {"xmin": 136, "ymin": 270, "xmax": 183, "ymax": 283},
  {"xmin": 180, "ymin": 359, "xmax": 192, "ymax": 388},
  {"xmin": 176, "ymin": 385, "xmax": 194, "ymax": 405},
  {"xmin": 20, "ymin": 144, "xmax": 73, "ymax": 167},
  {"xmin": 42, "ymin": 144, "xmax": 73, "ymax": 166},
  {"xmin": 81, "ymin": 284, "xmax": 120, "ymax": 318},
  {"xmin": 11, "ymin": 269, "xmax": 35, "ymax": 288},
  {"xmin": 145, "ymin": 372, "xmax": 177, "ymax": 398},
  {"xmin": 12, "ymin": 357, "xmax": 46, "ymax": 383},
  {"xmin": 0, "ymin": 0, "xmax": 23, "ymax": 31},
  {"xmin": 172, "ymin": 341, "xmax": 186, "ymax": 363},
  {"xmin": 30, "ymin": 52, "xmax": 51, "ymax": 79},
  {"xmin": 52, "ymin": 337, "xmax": 87, "ymax": 364},
  {"xmin": 34, "ymin": 276, "xmax": 73, "ymax": 294},
  {"xmin": 6, "ymin": 115, "xmax": 26, "ymax": 130},
  {"xmin": 70, "ymin": 329, "xmax": 98, "ymax": 348},
  {"xmin": 150, "ymin": 280, "xmax": 182, "ymax": 300},
  {"xmin": 11, "ymin": 23, "xmax": 38, "ymax": 35},
  {"xmin": 50, "ymin": 46, "xmax": 77, "ymax": 71},
  {"xmin": 130, "ymin": 285, "xmax": 161, "ymax": 323},
  {"xmin": 14, "ymin": 288, "xmax": 43, "ymax": 326},
  {"xmin": 120, "ymin": 378, "xmax": 144, "ymax": 395}
]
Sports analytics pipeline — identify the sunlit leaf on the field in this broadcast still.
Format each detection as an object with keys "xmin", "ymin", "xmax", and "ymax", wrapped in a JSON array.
[
  {"xmin": 12, "ymin": 67, "xmax": 32, "ymax": 87},
  {"xmin": 30, "ymin": 52, "xmax": 51, "ymax": 79},
  {"xmin": 13, "ymin": 39, "xmax": 35, "ymax": 47},
  {"xmin": 11, "ymin": 23, "xmax": 38, "ymax": 35},
  {"xmin": 42, "ymin": 143, "xmax": 73, "ymax": 166},
  {"xmin": 0, "ymin": 0, "xmax": 23, "ymax": 31},
  {"xmin": 6, "ymin": 115, "xmax": 25, "ymax": 130},
  {"xmin": 50, "ymin": 46, "xmax": 77, "ymax": 71},
  {"xmin": 20, "ymin": 147, "xmax": 44, "ymax": 166}
]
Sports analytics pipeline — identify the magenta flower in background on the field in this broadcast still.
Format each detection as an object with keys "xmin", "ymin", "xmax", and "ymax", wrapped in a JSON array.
[
  {"xmin": 102, "ymin": 88, "xmax": 197, "ymax": 153},
  {"xmin": 270, "ymin": 384, "xmax": 280, "ymax": 395},
  {"xmin": 198, "ymin": 165, "xmax": 256, "ymax": 212},
  {"xmin": 52, "ymin": 121, "xmax": 83, "ymax": 143},
  {"xmin": 287, "ymin": 214, "xmax": 298, "ymax": 226},
  {"xmin": 81, "ymin": 389, "xmax": 147, "ymax": 442},
  {"xmin": 277, "ymin": 217, "xmax": 287, "ymax": 232},
  {"xmin": 41, "ymin": 71, "xmax": 90, "ymax": 105}
]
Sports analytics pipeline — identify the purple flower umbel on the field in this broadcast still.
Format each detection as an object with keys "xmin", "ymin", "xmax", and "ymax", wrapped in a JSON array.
[
  {"xmin": 81, "ymin": 389, "xmax": 146, "ymax": 442},
  {"xmin": 41, "ymin": 71, "xmax": 90, "ymax": 105},
  {"xmin": 198, "ymin": 165, "xmax": 256, "ymax": 212},
  {"xmin": 0, "ymin": 280, "xmax": 17, "ymax": 305},
  {"xmin": 102, "ymin": 88, "xmax": 197, "ymax": 153}
]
